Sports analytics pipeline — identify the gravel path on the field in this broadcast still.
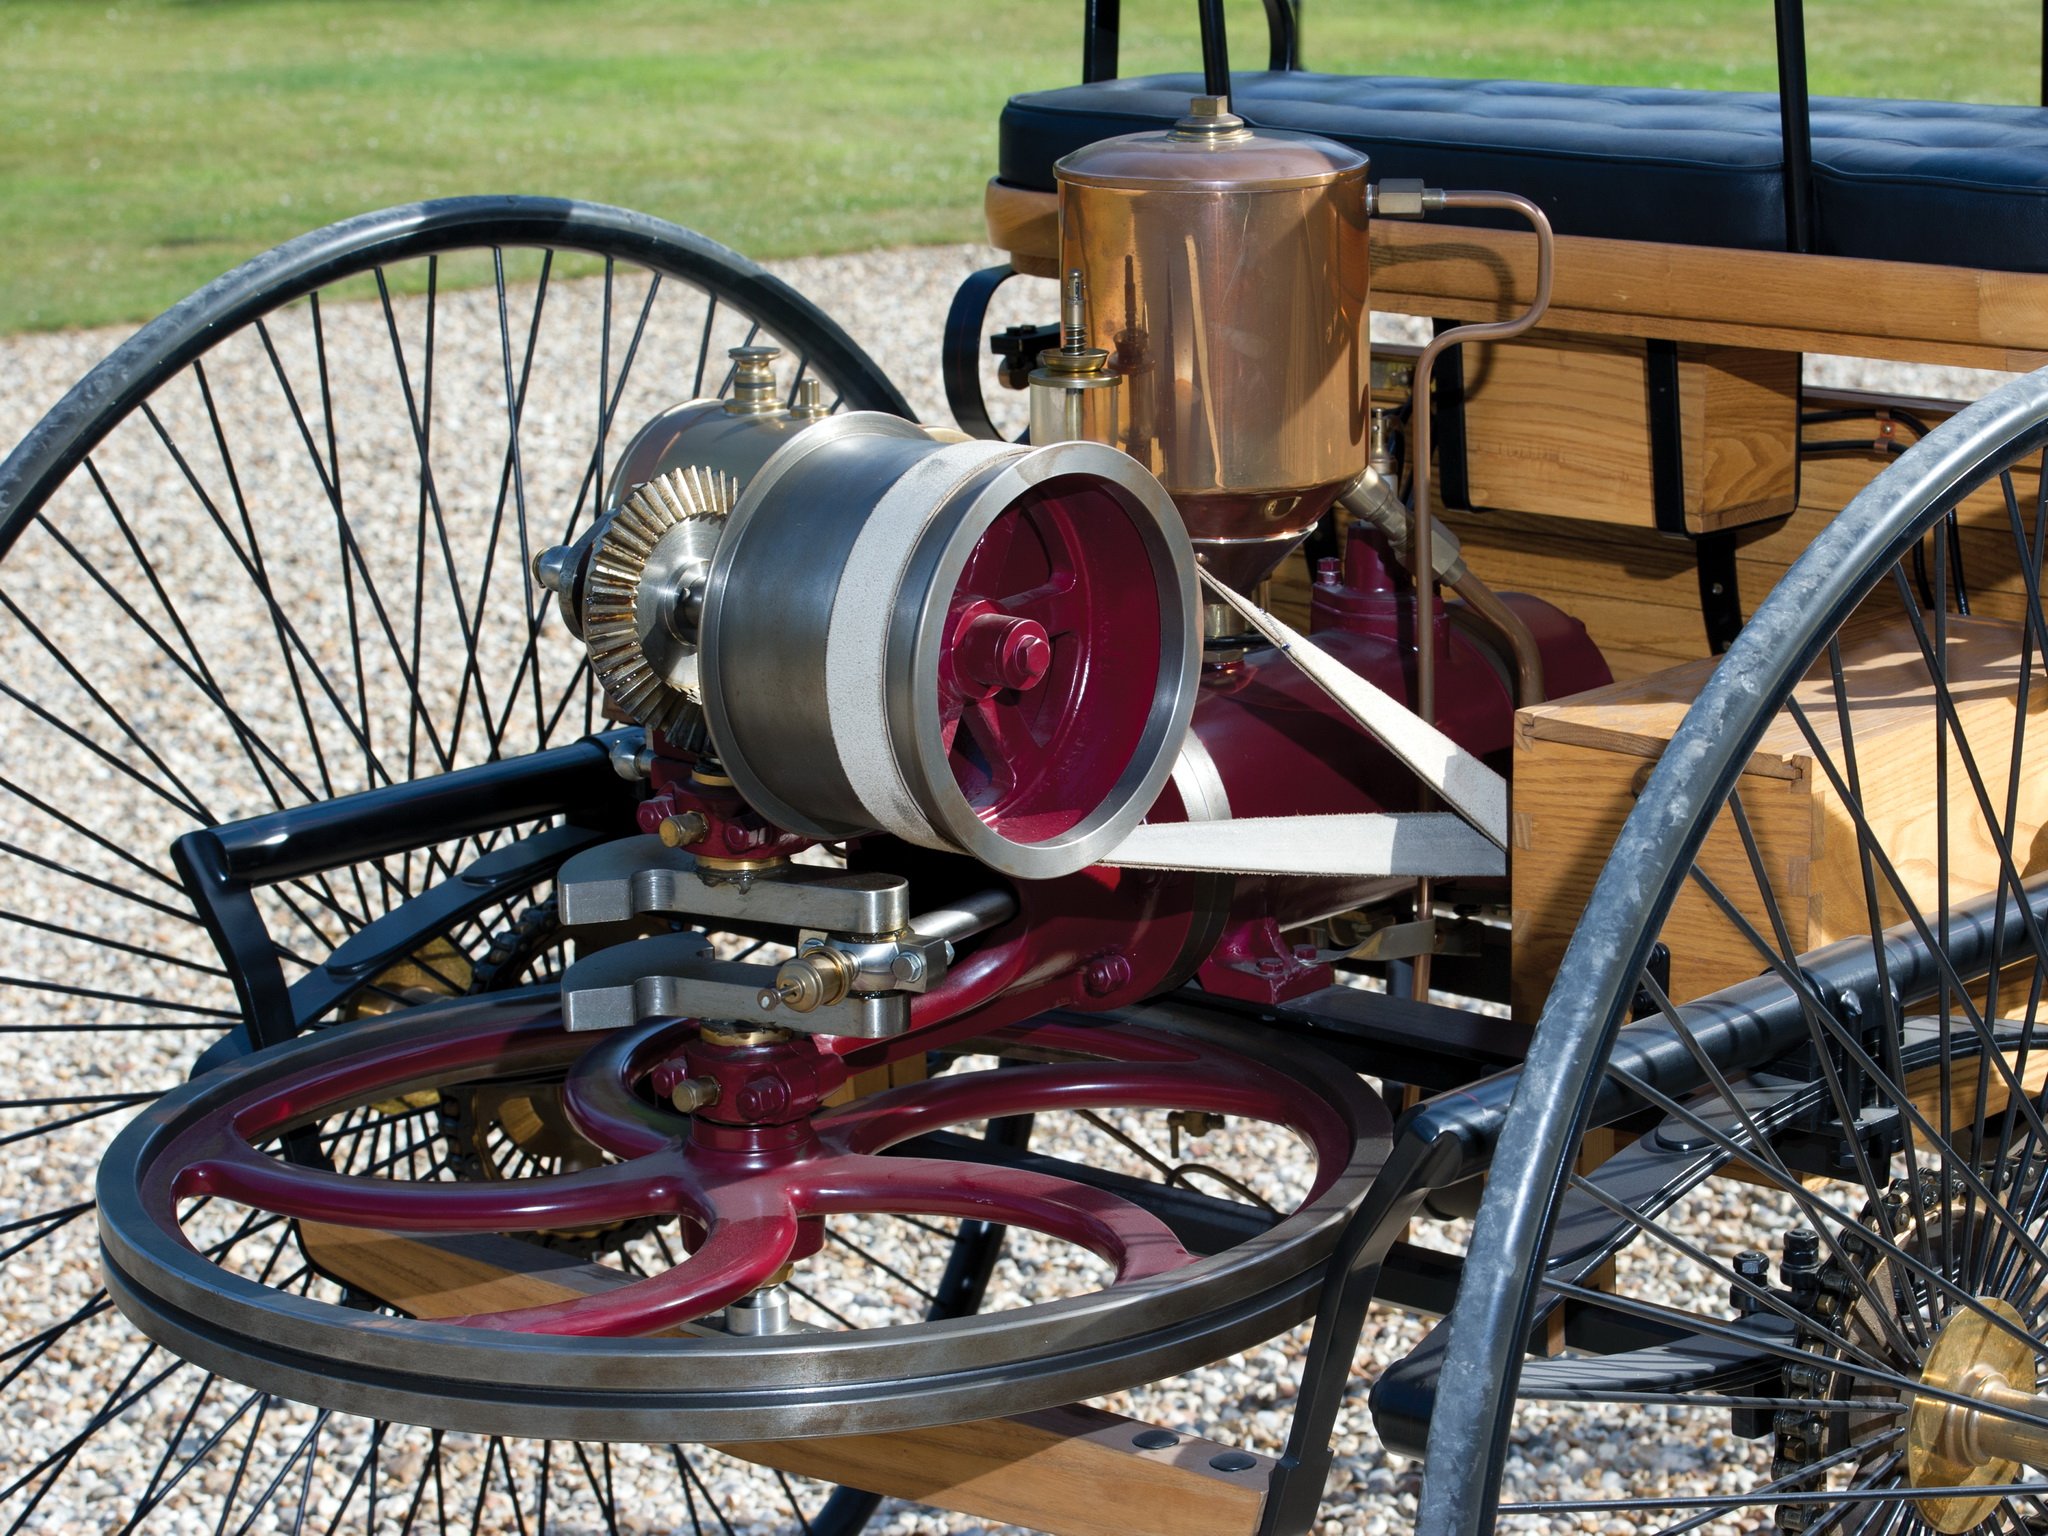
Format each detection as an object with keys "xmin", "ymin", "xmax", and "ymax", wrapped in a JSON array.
[{"xmin": 0, "ymin": 235, "xmax": 2026, "ymax": 1536}]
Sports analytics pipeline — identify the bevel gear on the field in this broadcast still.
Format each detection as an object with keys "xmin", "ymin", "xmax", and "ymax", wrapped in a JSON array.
[{"xmin": 583, "ymin": 465, "xmax": 734, "ymax": 737}]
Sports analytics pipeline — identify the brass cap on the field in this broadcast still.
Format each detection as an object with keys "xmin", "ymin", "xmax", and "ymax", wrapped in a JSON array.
[{"xmin": 1055, "ymin": 115, "xmax": 1367, "ymax": 191}]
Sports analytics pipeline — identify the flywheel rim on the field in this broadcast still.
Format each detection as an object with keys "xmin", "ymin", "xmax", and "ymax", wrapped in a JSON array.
[{"xmin": 98, "ymin": 991, "xmax": 1390, "ymax": 1442}]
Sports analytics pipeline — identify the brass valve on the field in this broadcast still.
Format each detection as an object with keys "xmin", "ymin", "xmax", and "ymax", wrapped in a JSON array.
[
  {"xmin": 724, "ymin": 345, "xmax": 782, "ymax": 416},
  {"xmin": 763, "ymin": 945, "xmax": 858, "ymax": 1014},
  {"xmin": 1027, "ymin": 270, "xmax": 1119, "ymax": 448}
]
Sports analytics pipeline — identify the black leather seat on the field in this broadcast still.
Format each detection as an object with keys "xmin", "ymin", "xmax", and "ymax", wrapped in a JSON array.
[{"xmin": 1000, "ymin": 72, "xmax": 2048, "ymax": 272}]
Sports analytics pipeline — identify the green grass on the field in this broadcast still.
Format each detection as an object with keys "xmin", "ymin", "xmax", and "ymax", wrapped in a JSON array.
[{"xmin": 1, "ymin": 0, "xmax": 2041, "ymax": 333}]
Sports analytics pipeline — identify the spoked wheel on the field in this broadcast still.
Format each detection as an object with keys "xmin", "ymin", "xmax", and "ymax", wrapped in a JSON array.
[
  {"xmin": 0, "ymin": 197, "xmax": 918, "ymax": 1531},
  {"xmin": 1419, "ymin": 368, "xmax": 2048, "ymax": 1535}
]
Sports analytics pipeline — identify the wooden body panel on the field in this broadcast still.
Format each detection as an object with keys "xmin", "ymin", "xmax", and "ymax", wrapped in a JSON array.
[
  {"xmin": 1511, "ymin": 614, "xmax": 2048, "ymax": 1016},
  {"xmin": 1458, "ymin": 333, "xmax": 1797, "ymax": 533}
]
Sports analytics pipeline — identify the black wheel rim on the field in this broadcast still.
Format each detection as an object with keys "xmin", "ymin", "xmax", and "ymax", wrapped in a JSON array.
[
  {"xmin": 0, "ymin": 196, "xmax": 920, "ymax": 1534},
  {"xmin": 1421, "ymin": 370, "xmax": 2048, "ymax": 1534}
]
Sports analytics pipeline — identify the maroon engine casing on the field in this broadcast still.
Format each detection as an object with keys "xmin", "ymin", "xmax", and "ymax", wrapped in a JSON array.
[{"xmin": 854, "ymin": 524, "xmax": 1610, "ymax": 1070}]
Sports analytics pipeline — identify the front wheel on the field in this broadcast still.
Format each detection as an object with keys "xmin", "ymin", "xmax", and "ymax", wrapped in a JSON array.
[
  {"xmin": 1422, "ymin": 368, "xmax": 2048, "ymax": 1534},
  {"xmin": 0, "ymin": 195, "xmax": 915, "ymax": 1536}
]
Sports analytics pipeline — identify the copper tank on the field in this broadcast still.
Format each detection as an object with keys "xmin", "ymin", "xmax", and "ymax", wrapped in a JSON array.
[{"xmin": 1055, "ymin": 100, "xmax": 1371, "ymax": 592}]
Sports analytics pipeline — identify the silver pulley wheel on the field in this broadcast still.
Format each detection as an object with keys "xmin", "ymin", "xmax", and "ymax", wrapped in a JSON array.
[{"xmin": 699, "ymin": 413, "xmax": 1200, "ymax": 880}]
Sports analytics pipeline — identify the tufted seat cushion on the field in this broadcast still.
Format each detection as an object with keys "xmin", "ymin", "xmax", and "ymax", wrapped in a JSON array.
[{"xmin": 1000, "ymin": 72, "xmax": 2048, "ymax": 272}]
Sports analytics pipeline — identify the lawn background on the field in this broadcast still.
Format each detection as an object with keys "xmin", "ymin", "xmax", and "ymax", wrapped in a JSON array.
[{"xmin": 3, "ymin": 0, "xmax": 2042, "ymax": 334}]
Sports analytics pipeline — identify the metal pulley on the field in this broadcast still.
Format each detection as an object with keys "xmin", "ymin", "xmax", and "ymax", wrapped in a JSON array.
[{"xmin": 699, "ymin": 412, "xmax": 1201, "ymax": 880}]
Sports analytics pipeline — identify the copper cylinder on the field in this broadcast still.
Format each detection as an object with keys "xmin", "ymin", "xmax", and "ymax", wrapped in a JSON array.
[{"xmin": 1055, "ymin": 102, "xmax": 1370, "ymax": 591}]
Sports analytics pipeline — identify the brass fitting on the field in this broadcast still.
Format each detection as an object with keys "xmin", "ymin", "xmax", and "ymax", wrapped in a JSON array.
[
  {"xmin": 786, "ymin": 378, "xmax": 830, "ymax": 422},
  {"xmin": 724, "ymin": 346, "xmax": 782, "ymax": 416},
  {"xmin": 1909, "ymin": 1296, "xmax": 2048, "ymax": 1532},
  {"xmin": 657, "ymin": 811, "xmax": 709, "ymax": 848},
  {"xmin": 763, "ymin": 946, "xmax": 858, "ymax": 1014},
  {"xmin": 1028, "ymin": 270, "xmax": 1120, "ymax": 448},
  {"xmin": 1169, "ymin": 93, "xmax": 1251, "ymax": 142},
  {"xmin": 699, "ymin": 1022, "xmax": 791, "ymax": 1049},
  {"xmin": 668, "ymin": 1075, "xmax": 721, "ymax": 1113}
]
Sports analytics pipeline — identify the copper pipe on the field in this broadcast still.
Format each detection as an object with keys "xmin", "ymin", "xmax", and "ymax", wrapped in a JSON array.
[
  {"xmin": 1451, "ymin": 568, "xmax": 1546, "ymax": 708},
  {"xmin": 1402, "ymin": 190, "xmax": 1554, "ymax": 999},
  {"xmin": 1409, "ymin": 191, "xmax": 1555, "ymax": 728}
]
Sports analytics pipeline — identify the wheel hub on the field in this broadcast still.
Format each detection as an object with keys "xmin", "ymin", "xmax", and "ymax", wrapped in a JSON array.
[{"xmin": 1909, "ymin": 1297, "xmax": 2048, "ymax": 1533}]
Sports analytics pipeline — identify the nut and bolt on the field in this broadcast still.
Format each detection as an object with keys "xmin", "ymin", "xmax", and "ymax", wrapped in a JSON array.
[
  {"xmin": 890, "ymin": 950, "xmax": 927, "ymax": 986},
  {"xmin": 1730, "ymin": 1249, "xmax": 1770, "ymax": 1314},
  {"xmin": 956, "ymin": 611, "xmax": 1053, "ymax": 694},
  {"xmin": 657, "ymin": 811, "xmax": 709, "ymax": 848},
  {"xmin": 1781, "ymin": 1226, "xmax": 1823, "ymax": 1307},
  {"xmin": 732, "ymin": 1075, "xmax": 790, "ymax": 1121},
  {"xmin": 1082, "ymin": 951, "xmax": 1132, "ymax": 997}
]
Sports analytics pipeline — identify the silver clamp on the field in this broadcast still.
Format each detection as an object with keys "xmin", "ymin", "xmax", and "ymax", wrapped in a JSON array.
[{"xmin": 551, "ymin": 837, "xmax": 1017, "ymax": 1039}]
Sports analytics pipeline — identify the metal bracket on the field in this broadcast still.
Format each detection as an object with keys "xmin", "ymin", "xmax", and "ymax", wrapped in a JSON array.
[
  {"xmin": 1695, "ymin": 529, "xmax": 1745, "ymax": 653},
  {"xmin": 553, "ymin": 837, "xmax": 957, "ymax": 1037},
  {"xmin": 556, "ymin": 836, "xmax": 910, "ymax": 935},
  {"xmin": 555, "ymin": 932, "xmax": 910, "ymax": 1038},
  {"xmin": 1429, "ymin": 319, "xmax": 1472, "ymax": 512},
  {"xmin": 1645, "ymin": 338, "xmax": 1746, "ymax": 651},
  {"xmin": 1646, "ymin": 338, "xmax": 1688, "ymax": 537}
]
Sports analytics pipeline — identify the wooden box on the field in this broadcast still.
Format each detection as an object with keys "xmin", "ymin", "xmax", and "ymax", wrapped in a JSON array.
[
  {"xmin": 1455, "ymin": 331, "xmax": 1798, "ymax": 535},
  {"xmin": 1511, "ymin": 610, "xmax": 2048, "ymax": 1020}
]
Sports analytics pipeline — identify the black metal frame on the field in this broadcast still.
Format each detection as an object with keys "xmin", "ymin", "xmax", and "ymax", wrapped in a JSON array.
[
  {"xmin": 175, "ymin": 731, "xmax": 641, "ymax": 1062},
  {"xmin": 1080, "ymin": 0, "xmax": 1299, "ymax": 86}
]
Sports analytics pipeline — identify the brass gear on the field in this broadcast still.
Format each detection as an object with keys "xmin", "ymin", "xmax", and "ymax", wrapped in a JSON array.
[{"xmin": 583, "ymin": 465, "xmax": 734, "ymax": 736}]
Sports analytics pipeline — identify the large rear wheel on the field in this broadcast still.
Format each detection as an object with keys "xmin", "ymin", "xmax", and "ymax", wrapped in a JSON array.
[{"xmin": 1420, "ymin": 368, "xmax": 2048, "ymax": 1534}]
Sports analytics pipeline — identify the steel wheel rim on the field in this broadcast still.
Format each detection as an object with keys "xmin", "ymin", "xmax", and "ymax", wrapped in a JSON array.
[
  {"xmin": 1420, "ymin": 368, "xmax": 2048, "ymax": 1534},
  {"xmin": 98, "ymin": 996, "xmax": 1390, "ymax": 1442}
]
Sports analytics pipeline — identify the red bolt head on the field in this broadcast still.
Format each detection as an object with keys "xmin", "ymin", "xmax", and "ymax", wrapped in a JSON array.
[
  {"xmin": 648, "ymin": 1061, "xmax": 686, "ymax": 1097},
  {"xmin": 957, "ymin": 612, "xmax": 1052, "ymax": 694},
  {"xmin": 734, "ymin": 1075, "xmax": 790, "ymax": 1121},
  {"xmin": 1082, "ymin": 951, "xmax": 1132, "ymax": 997},
  {"xmin": 1293, "ymin": 944, "xmax": 1319, "ymax": 962}
]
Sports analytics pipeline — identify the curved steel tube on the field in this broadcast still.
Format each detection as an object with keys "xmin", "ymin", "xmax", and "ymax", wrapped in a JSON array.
[{"xmin": 1409, "ymin": 191, "xmax": 1554, "ymax": 728}]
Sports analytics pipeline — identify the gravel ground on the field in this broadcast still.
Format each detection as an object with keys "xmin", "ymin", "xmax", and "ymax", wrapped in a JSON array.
[{"xmin": 0, "ymin": 236, "xmax": 2027, "ymax": 1535}]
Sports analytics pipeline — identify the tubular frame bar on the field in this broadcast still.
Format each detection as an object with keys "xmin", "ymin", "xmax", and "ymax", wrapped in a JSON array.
[
  {"xmin": 1774, "ymin": 0, "xmax": 1816, "ymax": 254},
  {"xmin": 175, "ymin": 731, "xmax": 640, "ymax": 1053},
  {"xmin": 1074, "ymin": 0, "xmax": 1299, "ymax": 85}
]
